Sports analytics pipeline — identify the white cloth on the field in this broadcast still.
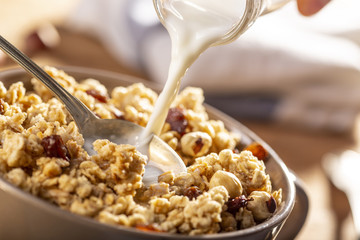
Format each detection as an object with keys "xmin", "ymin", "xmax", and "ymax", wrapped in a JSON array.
[{"xmin": 66, "ymin": 0, "xmax": 360, "ymax": 132}]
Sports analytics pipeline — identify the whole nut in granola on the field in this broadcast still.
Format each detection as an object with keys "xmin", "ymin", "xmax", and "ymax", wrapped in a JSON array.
[
  {"xmin": 180, "ymin": 131, "xmax": 212, "ymax": 157},
  {"xmin": 246, "ymin": 191, "xmax": 277, "ymax": 221},
  {"xmin": 209, "ymin": 170, "xmax": 243, "ymax": 198}
]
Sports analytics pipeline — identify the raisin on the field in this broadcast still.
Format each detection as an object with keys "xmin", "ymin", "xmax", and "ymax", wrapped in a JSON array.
[
  {"xmin": 41, "ymin": 135, "xmax": 70, "ymax": 162},
  {"xmin": 244, "ymin": 142, "xmax": 269, "ymax": 161},
  {"xmin": 183, "ymin": 186, "xmax": 202, "ymax": 200},
  {"xmin": 193, "ymin": 138, "xmax": 204, "ymax": 155},
  {"xmin": 226, "ymin": 195, "xmax": 253, "ymax": 215},
  {"xmin": 86, "ymin": 89, "xmax": 107, "ymax": 103},
  {"xmin": 0, "ymin": 99, "xmax": 4, "ymax": 115},
  {"xmin": 266, "ymin": 196, "xmax": 277, "ymax": 213},
  {"xmin": 166, "ymin": 107, "xmax": 188, "ymax": 135}
]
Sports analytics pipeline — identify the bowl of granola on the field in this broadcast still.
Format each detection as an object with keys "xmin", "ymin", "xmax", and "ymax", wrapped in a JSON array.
[{"xmin": 0, "ymin": 66, "xmax": 307, "ymax": 240}]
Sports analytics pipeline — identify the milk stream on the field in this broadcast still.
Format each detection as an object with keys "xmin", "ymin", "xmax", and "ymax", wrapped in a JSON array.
[{"xmin": 142, "ymin": 0, "xmax": 246, "ymax": 141}]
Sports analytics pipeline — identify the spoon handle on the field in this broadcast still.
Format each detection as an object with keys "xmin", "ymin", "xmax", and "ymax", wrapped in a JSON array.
[{"xmin": 0, "ymin": 35, "xmax": 96, "ymax": 129}]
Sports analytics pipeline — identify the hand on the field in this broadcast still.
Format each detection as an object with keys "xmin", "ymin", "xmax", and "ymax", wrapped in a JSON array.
[{"xmin": 297, "ymin": 0, "xmax": 330, "ymax": 16}]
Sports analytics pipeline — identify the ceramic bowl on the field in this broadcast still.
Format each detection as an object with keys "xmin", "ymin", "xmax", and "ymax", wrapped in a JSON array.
[{"xmin": 0, "ymin": 67, "xmax": 308, "ymax": 240}]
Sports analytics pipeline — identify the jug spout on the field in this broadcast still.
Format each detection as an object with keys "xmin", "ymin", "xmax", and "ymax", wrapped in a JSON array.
[{"xmin": 153, "ymin": 0, "xmax": 292, "ymax": 46}]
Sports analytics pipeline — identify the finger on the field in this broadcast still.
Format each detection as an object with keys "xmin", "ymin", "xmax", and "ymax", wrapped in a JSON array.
[{"xmin": 297, "ymin": 0, "xmax": 330, "ymax": 16}]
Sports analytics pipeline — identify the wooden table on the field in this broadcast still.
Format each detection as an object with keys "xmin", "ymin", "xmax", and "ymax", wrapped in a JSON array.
[{"xmin": 0, "ymin": 1, "xmax": 358, "ymax": 239}]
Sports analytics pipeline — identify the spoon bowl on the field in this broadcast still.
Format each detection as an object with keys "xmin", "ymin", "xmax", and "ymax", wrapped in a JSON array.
[{"xmin": 0, "ymin": 35, "xmax": 186, "ymax": 185}]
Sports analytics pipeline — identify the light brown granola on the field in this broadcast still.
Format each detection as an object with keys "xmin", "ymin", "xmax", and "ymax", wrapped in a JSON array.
[{"xmin": 0, "ymin": 66, "xmax": 282, "ymax": 235}]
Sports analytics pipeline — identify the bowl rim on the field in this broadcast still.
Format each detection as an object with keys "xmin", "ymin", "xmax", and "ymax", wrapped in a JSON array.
[{"xmin": 0, "ymin": 66, "xmax": 296, "ymax": 239}]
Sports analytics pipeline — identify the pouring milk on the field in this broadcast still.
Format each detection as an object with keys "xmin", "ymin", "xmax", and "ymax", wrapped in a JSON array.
[{"xmin": 142, "ymin": 0, "xmax": 247, "ymax": 140}]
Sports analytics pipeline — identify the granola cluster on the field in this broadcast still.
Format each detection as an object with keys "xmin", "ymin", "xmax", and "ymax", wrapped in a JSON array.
[{"xmin": 0, "ymin": 67, "xmax": 282, "ymax": 235}]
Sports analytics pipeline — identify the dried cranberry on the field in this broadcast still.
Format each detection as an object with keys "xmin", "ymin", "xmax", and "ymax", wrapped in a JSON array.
[
  {"xmin": 266, "ymin": 196, "xmax": 277, "ymax": 213},
  {"xmin": 0, "ymin": 99, "xmax": 4, "ymax": 115},
  {"xmin": 226, "ymin": 195, "xmax": 252, "ymax": 215},
  {"xmin": 86, "ymin": 89, "xmax": 107, "ymax": 103},
  {"xmin": 244, "ymin": 142, "xmax": 269, "ymax": 161},
  {"xmin": 166, "ymin": 107, "xmax": 188, "ymax": 135},
  {"xmin": 41, "ymin": 135, "xmax": 70, "ymax": 162},
  {"xmin": 136, "ymin": 224, "xmax": 162, "ymax": 232},
  {"xmin": 183, "ymin": 186, "xmax": 202, "ymax": 200}
]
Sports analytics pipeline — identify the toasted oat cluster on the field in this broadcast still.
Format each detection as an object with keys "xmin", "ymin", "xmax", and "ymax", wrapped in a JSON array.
[{"xmin": 0, "ymin": 66, "xmax": 282, "ymax": 235}]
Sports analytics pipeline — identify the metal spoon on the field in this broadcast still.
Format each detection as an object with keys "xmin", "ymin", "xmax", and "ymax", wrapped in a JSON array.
[{"xmin": 0, "ymin": 35, "xmax": 186, "ymax": 185}]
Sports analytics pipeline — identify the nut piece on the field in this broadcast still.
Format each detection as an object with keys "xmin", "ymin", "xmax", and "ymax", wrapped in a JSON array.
[
  {"xmin": 180, "ymin": 131, "xmax": 212, "ymax": 157},
  {"xmin": 246, "ymin": 191, "xmax": 276, "ymax": 221},
  {"xmin": 209, "ymin": 170, "xmax": 243, "ymax": 198}
]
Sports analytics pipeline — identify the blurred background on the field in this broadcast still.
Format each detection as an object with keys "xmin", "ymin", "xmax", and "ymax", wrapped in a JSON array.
[{"xmin": 1, "ymin": 0, "xmax": 360, "ymax": 239}]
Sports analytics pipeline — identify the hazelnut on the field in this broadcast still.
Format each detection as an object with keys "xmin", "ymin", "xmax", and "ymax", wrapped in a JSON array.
[
  {"xmin": 180, "ymin": 131, "xmax": 212, "ymax": 157},
  {"xmin": 246, "ymin": 191, "xmax": 276, "ymax": 221},
  {"xmin": 209, "ymin": 170, "xmax": 243, "ymax": 198}
]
